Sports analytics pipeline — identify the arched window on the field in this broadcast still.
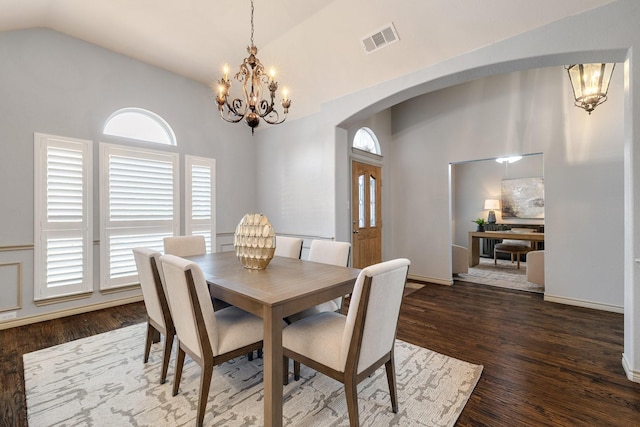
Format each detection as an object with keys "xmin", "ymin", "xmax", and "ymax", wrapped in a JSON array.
[
  {"xmin": 104, "ymin": 107, "xmax": 176, "ymax": 145},
  {"xmin": 353, "ymin": 127, "xmax": 381, "ymax": 155}
]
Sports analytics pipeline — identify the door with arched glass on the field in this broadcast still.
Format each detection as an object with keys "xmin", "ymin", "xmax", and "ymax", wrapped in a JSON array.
[{"xmin": 351, "ymin": 160, "xmax": 382, "ymax": 268}]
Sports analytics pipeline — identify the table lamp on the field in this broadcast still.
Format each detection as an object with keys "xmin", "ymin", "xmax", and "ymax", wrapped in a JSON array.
[{"xmin": 484, "ymin": 199, "xmax": 500, "ymax": 224}]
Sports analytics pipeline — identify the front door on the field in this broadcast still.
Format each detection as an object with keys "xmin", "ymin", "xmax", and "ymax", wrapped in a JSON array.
[{"xmin": 351, "ymin": 161, "xmax": 382, "ymax": 268}]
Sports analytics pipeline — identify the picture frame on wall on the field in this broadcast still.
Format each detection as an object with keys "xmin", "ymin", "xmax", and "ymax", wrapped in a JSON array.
[{"xmin": 501, "ymin": 177, "xmax": 544, "ymax": 219}]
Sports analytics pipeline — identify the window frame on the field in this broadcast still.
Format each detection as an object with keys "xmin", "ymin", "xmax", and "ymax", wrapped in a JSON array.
[
  {"xmin": 103, "ymin": 107, "xmax": 177, "ymax": 146},
  {"xmin": 33, "ymin": 133, "xmax": 93, "ymax": 300},
  {"xmin": 352, "ymin": 127, "xmax": 382, "ymax": 156}
]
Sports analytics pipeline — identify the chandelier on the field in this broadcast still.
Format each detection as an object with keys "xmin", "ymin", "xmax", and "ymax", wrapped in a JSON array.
[
  {"xmin": 566, "ymin": 63, "xmax": 615, "ymax": 114},
  {"xmin": 215, "ymin": 0, "xmax": 291, "ymax": 133}
]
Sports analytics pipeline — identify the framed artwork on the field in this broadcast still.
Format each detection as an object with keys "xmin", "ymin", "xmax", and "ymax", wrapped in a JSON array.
[{"xmin": 501, "ymin": 177, "xmax": 544, "ymax": 219}]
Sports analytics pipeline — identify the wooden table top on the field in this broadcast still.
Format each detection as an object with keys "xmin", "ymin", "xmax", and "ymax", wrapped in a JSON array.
[{"xmin": 187, "ymin": 251, "xmax": 361, "ymax": 316}]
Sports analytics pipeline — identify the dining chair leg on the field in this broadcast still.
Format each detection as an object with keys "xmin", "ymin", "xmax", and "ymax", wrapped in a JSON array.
[
  {"xmin": 196, "ymin": 361, "xmax": 214, "ymax": 427},
  {"xmin": 173, "ymin": 346, "xmax": 186, "ymax": 396},
  {"xmin": 283, "ymin": 357, "xmax": 289, "ymax": 385},
  {"xmin": 160, "ymin": 332, "xmax": 174, "ymax": 384},
  {"xmin": 144, "ymin": 321, "xmax": 154, "ymax": 363},
  {"xmin": 248, "ymin": 351, "xmax": 254, "ymax": 361},
  {"xmin": 294, "ymin": 360, "xmax": 301, "ymax": 381},
  {"xmin": 385, "ymin": 353, "xmax": 399, "ymax": 413},
  {"xmin": 344, "ymin": 375, "xmax": 360, "ymax": 427}
]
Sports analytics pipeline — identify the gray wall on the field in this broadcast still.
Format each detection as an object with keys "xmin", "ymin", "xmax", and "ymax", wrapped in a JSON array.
[
  {"xmin": 0, "ymin": 29, "xmax": 256, "ymax": 321},
  {"xmin": 254, "ymin": 113, "xmax": 337, "ymax": 239}
]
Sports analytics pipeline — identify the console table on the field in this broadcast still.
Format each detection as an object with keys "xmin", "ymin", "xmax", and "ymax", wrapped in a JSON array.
[
  {"xmin": 468, "ymin": 231, "xmax": 545, "ymax": 267},
  {"xmin": 482, "ymin": 224, "xmax": 544, "ymax": 257}
]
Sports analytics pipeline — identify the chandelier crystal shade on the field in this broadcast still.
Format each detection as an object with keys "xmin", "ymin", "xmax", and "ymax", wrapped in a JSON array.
[
  {"xmin": 566, "ymin": 63, "xmax": 615, "ymax": 114},
  {"xmin": 215, "ymin": 0, "xmax": 291, "ymax": 133}
]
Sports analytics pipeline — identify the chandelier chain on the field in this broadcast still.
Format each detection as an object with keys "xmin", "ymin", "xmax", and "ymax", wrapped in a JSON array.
[{"xmin": 250, "ymin": 0, "xmax": 254, "ymax": 47}]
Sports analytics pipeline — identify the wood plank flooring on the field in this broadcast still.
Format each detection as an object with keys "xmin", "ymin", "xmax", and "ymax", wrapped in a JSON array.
[
  {"xmin": 398, "ymin": 281, "xmax": 640, "ymax": 426},
  {"xmin": 1, "ymin": 281, "xmax": 639, "ymax": 426}
]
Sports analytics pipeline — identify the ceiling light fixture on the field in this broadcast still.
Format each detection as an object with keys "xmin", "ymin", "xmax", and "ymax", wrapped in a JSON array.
[
  {"xmin": 566, "ymin": 63, "xmax": 615, "ymax": 114},
  {"xmin": 495, "ymin": 156, "xmax": 522, "ymax": 164},
  {"xmin": 215, "ymin": 0, "xmax": 291, "ymax": 134}
]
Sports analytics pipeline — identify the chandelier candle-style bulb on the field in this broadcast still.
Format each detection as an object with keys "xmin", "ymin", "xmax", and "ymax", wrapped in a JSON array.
[
  {"xmin": 282, "ymin": 88, "xmax": 290, "ymax": 110},
  {"xmin": 214, "ymin": 0, "xmax": 291, "ymax": 133}
]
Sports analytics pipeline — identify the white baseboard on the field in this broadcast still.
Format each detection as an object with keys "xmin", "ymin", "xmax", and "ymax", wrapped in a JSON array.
[
  {"xmin": 622, "ymin": 353, "xmax": 640, "ymax": 383},
  {"xmin": 0, "ymin": 295, "xmax": 144, "ymax": 331},
  {"xmin": 543, "ymin": 293, "xmax": 624, "ymax": 314},
  {"xmin": 407, "ymin": 273, "xmax": 452, "ymax": 286}
]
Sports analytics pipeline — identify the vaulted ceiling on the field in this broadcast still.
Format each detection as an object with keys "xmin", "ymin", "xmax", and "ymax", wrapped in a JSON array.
[{"xmin": 0, "ymin": 0, "xmax": 615, "ymax": 119}]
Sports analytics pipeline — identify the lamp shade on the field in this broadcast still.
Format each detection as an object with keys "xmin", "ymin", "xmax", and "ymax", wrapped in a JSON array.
[
  {"xmin": 566, "ymin": 63, "xmax": 615, "ymax": 114},
  {"xmin": 484, "ymin": 199, "xmax": 500, "ymax": 210}
]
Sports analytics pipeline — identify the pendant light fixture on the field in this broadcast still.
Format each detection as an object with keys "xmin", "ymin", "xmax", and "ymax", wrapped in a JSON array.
[{"xmin": 566, "ymin": 63, "xmax": 615, "ymax": 114}]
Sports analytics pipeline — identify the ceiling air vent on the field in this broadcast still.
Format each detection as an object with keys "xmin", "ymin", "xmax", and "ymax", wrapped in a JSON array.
[{"xmin": 361, "ymin": 23, "xmax": 399, "ymax": 54}]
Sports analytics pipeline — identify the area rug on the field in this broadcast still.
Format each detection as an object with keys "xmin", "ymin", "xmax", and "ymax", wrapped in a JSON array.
[
  {"xmin": 24, "ymin": 323, "xmax": 482, "ymax": 426},
  {"xmin": 456, "ymin": 256, "xmax": 544, "ymax": 293}
]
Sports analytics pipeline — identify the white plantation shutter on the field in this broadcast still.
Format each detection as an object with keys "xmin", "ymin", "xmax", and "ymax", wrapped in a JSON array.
[
  {"xmin": 34, "ymin": 134, "xmax": 92, "ymax": 300},
  {"xmin": 100, "ymin": 144, "xmax": 179, "ymax": 289},
  {"xmin": 185, "ymin": 156, "xmax": 216, "ymax": 253},
  {"xmin": 47, "ymin": 146, "xmax": 84, "ymax": 222},
  {"xmin": 191, "ymin": 165, "xmax": 211, "ymax": 219},
  {"xmin": 109, "ymin": 155, "xmax": 175, "ymax": 221},
  {"xmin": 45, "ymin": 235, "xmax": 84, "ymax": 287}
]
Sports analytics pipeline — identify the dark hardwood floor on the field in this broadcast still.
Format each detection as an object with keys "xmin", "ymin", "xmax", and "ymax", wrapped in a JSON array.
[
  {"xmin": 1, "ymin": 281, "xmax": 639, "ymax": 426},
  {"xmin": 398, "ymin": 281, "xmax": 640, "ymax": 426}
]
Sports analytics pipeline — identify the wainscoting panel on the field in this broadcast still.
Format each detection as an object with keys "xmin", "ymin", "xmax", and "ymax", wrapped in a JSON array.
[{"xmin": 0, "ymin": 262, "xmax": 22, "ymax": 312}]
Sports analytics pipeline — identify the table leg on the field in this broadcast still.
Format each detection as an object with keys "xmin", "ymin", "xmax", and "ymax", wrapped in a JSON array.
[
  {"xmin": 469, "ymin": 235, "xmax": 480, "ymax": 267},
  {"xmin": 263, "ymin": 305, "xmax": 284, "ymax": 427}
]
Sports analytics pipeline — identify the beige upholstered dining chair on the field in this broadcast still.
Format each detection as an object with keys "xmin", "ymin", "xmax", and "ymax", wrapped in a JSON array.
[
  {"xmin": 282, "ymin": 258, "xmax": 411, "ymax": 427},
  {"xmin": 308, "ymin": 239, "xmax": 351, "ymax": 267},
  {"xmin": 163, "ymin": 235, "xmax": 206, "ymax": 257},
  {"xmin": 164, "ymin": 234, "xmax": 231, "ymax": 311},
  {"xmin": 274, "ymin": 235, "xmax": 303, "ymax": 259},
  {"xmin": 286, "ymin": 240, "xmax": 351, "ymax": 322},
  {"xmin": 452, "ymin": 244, "xmax": 469, "ymax": 275},
  {"xmin": 160, "ymin": 254, "xmax": 264, "ymax": 427},
  {"xmin": 132, "ymin": 247, "xmax": 175, "ymax": 384},
  {"xmin": 526, "ymin": 250, "xmax": 545, "ymax": 286}
]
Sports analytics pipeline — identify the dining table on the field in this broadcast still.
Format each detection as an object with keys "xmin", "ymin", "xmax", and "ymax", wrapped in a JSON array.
[{"xmin": 186, "ymin": 251, "xmax": 361, "ymax": 427}]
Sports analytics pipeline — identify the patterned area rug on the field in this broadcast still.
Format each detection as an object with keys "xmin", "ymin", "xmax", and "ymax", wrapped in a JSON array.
[
  {"xmin": 24, "ymin": 323, "xmax": 482, "ymax": 426},
  {"xmin": 456, "ymin": 256, "xmax": 544, "ymax": 293}
]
